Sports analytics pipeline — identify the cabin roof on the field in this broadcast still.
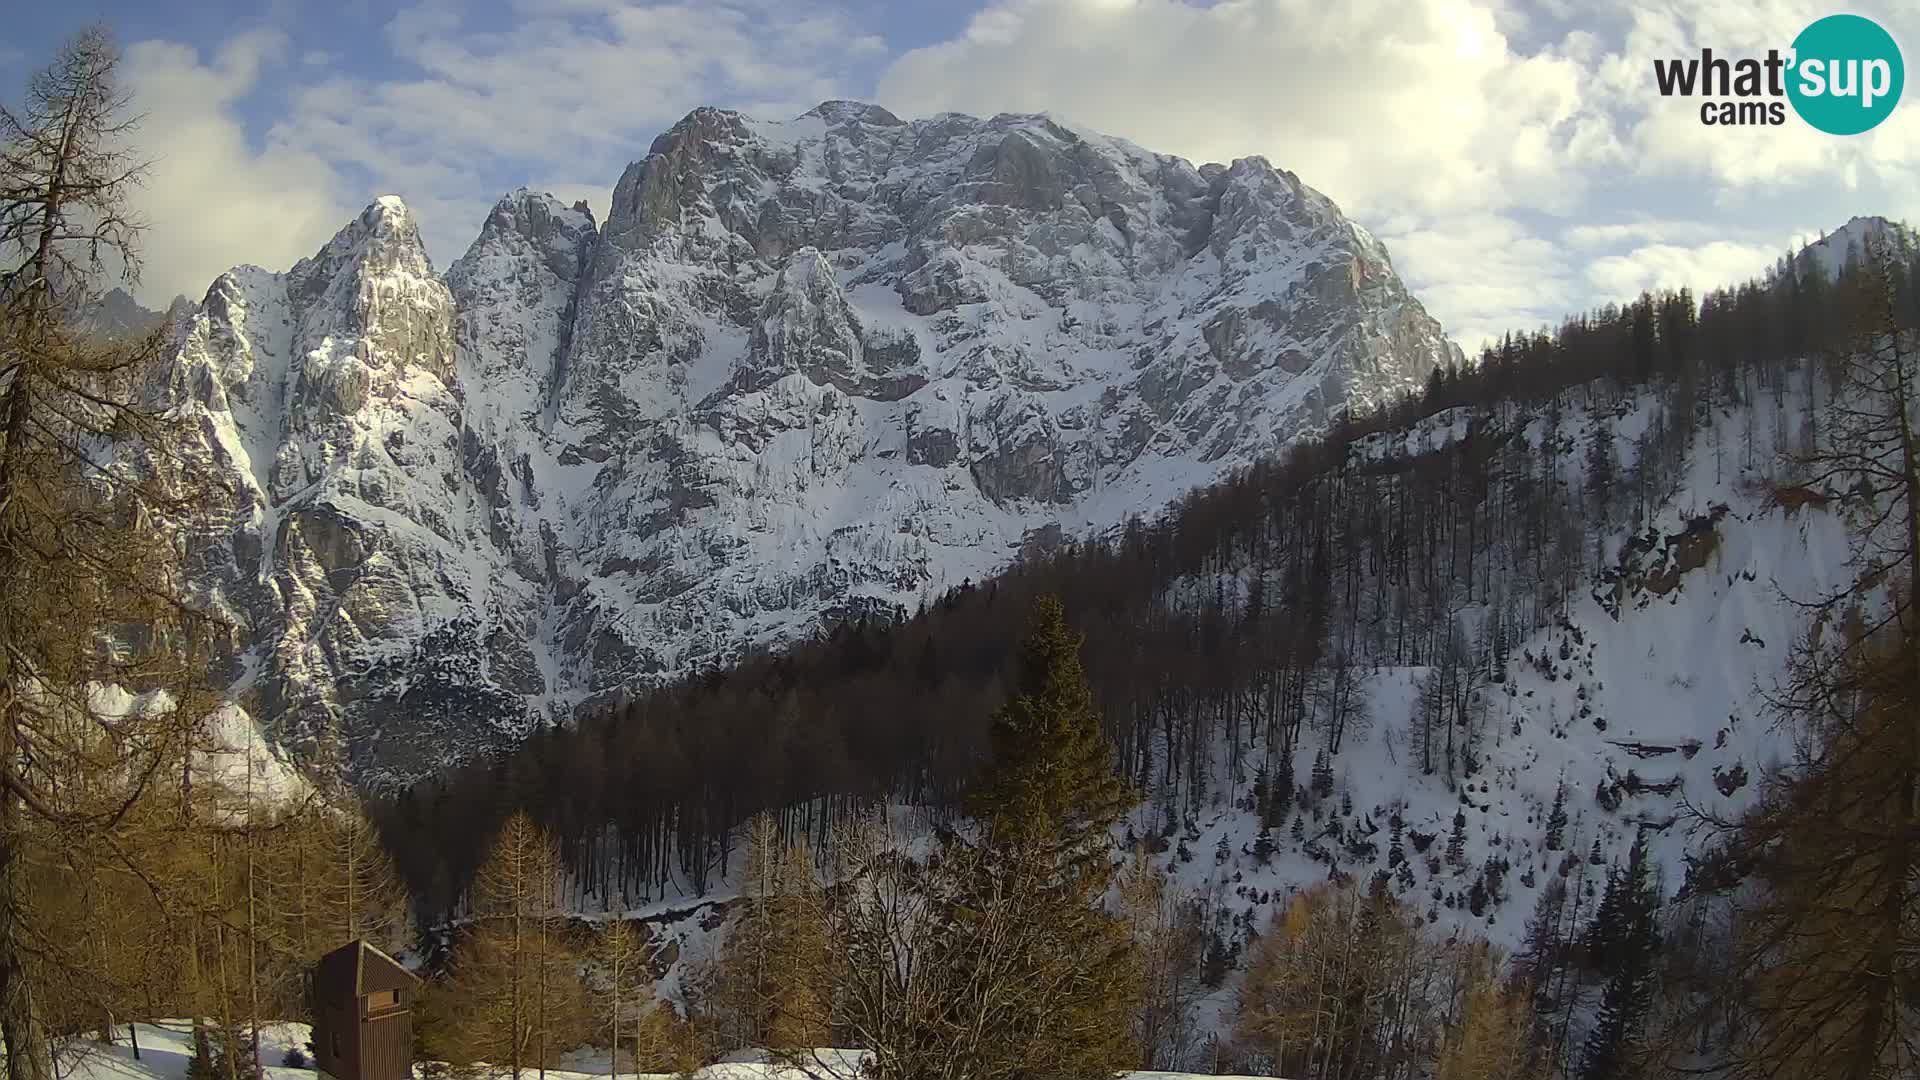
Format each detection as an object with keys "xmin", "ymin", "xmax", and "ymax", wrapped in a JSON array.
[{"xmin": 315, "ymin": 939, "xmax": 421, "ymax": 1000}]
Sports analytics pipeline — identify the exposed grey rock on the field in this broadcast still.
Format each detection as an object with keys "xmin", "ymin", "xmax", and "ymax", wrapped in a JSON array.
[{"xmin": 151, "ymin": 104, "xmax": 1461, "ymax": 784}]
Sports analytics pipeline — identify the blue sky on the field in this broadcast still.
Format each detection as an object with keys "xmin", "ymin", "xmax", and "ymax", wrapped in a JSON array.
[{"xmin": 7, "ymin": 0, "xmax": 1919, "ymax": 350}]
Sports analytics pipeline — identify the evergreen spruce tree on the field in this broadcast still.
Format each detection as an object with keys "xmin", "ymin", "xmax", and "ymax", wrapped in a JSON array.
[
  {"xmin": 1448, "ymin": 810, "xmax": 1469, "ymax": 870},
  {"xmin": 1387, "ymin": 813, "xmax": 1406, "ymax": 869},
  {"xmin": 210, "ymin": 1021, "xmax": 258, "ymax": 1080},
  {"xmin": 1252, "ymin": 827, "xmax": 1275, "ymax": 865},
  {"xmin": 941, "ymin": 594, "xmax": 1139, "ymax": 1080},
  {"xmin": 1270, "ymin": 753, "xmax": 1296, "ymax": 825},
  {"xmin": 1579, "ymin": 832, "xmax": 1659, "ymax": 1080},
  {"xmin": 965, "ymin": 595, "xmax": 1134, "ymax": 878},
  {"xmin": 1546, "ymin": 778, "xmax": 1569, "ymax": 852}
]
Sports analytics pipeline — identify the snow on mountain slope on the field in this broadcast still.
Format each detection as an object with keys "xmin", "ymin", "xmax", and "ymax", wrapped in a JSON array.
[
  {"xmin": 1799, "ymin": 215, "xmax": 1916, "ymax": 280},
  {"xmin": 552, "ymin": 104, "xmax": 1458, "ymax": 691},
  {"xmin": 1139, "ymin": 381, "xmax": 1858, "ymax": 975},
  {"xmin": 164, "ymin": 198, "xmax": 545, "ymax": 775},
  {"xmin": 599, "ymin": 380, "xmax": 1855, "ymax": 1038},
  {"xmin": 157, "ymin": 102, "xmax": 1460, "ymax": 782}
]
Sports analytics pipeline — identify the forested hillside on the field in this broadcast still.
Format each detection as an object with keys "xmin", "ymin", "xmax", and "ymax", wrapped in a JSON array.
[
  {"xmin": 375, "ymin": 223, "xmax": 1919, "ymax": 915},
  {"xmin": 346, "ymin": 220, "xmax": 1920, "ymax": 1079}
]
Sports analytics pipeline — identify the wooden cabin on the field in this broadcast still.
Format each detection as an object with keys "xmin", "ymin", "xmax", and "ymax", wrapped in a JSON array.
[{"xmin": 311, "ymin": 940, "xmax": 420, "ymax": 1080}]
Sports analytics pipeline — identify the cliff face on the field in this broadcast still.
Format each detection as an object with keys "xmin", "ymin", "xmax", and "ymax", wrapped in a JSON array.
[{"xmin": 159, "ymin": 103, "xmax": 1460, "ymax": 783}]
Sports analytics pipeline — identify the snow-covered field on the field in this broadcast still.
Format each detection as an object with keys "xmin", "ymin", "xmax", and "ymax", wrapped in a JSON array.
[
  {"xmin": 63, "ymin": 1024, "xmax": 315, "ymax": 1080},
  {"xmin": 61, "ymin": 1024, "xmax": 1277, "ymax": 1080}
]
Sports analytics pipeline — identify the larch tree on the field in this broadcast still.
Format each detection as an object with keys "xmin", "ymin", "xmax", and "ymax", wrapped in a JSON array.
[
  {"xmin": 1117, "ymin": 849, "xmax": 1207, "ymax": 1070},
  {"xmin": 1678, "ymin": 229, "xmax": 1920, "ymax": 1080},
  {"xmin": 0, "ymin": 26, "xmax": 216, "ymax": 1080},
  {"xmin": 592, "ymin": 919, "xmax": 643, "ymax": 1078},
  {"xmin": 424, "ymin": 812, "xmax": 582, "ymax": 1080}
]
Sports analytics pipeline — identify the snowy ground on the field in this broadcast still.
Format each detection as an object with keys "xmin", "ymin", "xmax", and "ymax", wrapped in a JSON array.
[
  {"xmin": 62, "ymin": 1023, "xmax": 315, "ymax": 1080},
  {"xmin": 61, "ymin": 1024, "xmax": 1276, "ymax": 1080}
]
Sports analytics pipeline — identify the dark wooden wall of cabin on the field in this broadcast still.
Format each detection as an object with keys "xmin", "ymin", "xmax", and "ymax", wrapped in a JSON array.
[{"xmin": 360, "ymin": 1010, "xmax": 411, "ymax": 1080}]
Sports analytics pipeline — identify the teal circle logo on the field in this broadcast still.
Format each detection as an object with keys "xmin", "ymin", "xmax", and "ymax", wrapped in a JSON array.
[{"xmin": 1787, "ymin": 14, "xmax": 1904, "ymax": 135}]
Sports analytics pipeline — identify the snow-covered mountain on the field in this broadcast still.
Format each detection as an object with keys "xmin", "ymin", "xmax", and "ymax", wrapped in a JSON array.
[
  {"xmin": 1799, "ymin": 214, "xmax": 1915, "ymax": 281},
  {"xmin": 157, "ymin": 102, "xmax": 1460, "ymax": 781}
]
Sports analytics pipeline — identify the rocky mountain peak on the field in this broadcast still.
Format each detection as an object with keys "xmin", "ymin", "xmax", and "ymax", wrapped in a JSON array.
[
  {"xmin": 463, "ymin": 189, "xmax": 598, "ymax": 286},
  {"xmin": 152, "ymin": 102, "xmax": 1465, "ymax": 783}
]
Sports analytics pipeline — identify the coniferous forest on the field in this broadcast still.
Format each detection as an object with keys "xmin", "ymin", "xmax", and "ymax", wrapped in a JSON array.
[{"xmin": 374, "ymin": 236, "xmax": 1920, "ymax": 904}]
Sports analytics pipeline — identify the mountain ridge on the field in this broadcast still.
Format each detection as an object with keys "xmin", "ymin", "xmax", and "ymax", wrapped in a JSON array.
[{"xmin": 158, "ymin": 101, "xmax": 1460, "ymax": 780}]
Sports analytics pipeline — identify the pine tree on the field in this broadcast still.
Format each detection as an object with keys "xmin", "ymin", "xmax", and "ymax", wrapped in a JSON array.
[
  {"xmin": 942, "ymin": 594, "xmax": 1139, "ymax": 1080},
  {"xmin": 1546, "ymin": 778, "xmax": 1569, "ymax": 852},
  {"xmin": 1587, "ymin": 423, "xmax": 1617, "ymax": 518},
  {"xmin": 1437, "ymin": 957, "xmax": 1539, "ymax": 1080},
  {"xmin": 186, "ymin": 1026, "xmax": 219, "ymax": 1080},
  {"xmin": 714, "ymin": 815, "xmax": 830, "ymax": 1053},
  {"xmin": 1447, "ymin": 810, "xmax": 1468, "ymax": 870},
  {"xmin": 1253, "ymin": 827, "xmax": 1276, "ymax": 865},
  {"xmin": 421, "ymin": 812, "xmax": 584, "ymax": 1080},
  {"xmin": 966, "ymin": 595, "xmax": 1134, "ymax": 879},
  {"xmin": 594, "ymin": 920, "xmax": 642, "ymax": 1078},
  {"xmin": 1387, "ymin": 813, "xmax": 1406, "ymax": 869},
  {"xmin": 1271, "ymin": 752, "xmax": 1296, "ymax": 823},
  {"xmin": 1579, "ymin": 832, "xmax": 1659, "ymax": 1080},
  {"xmin": 210, "ymin": 1020, "xmax": 257, "ymax": 1080}
]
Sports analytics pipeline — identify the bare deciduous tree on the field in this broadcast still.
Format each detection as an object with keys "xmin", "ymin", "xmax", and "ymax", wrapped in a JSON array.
[{"xmin": 0, "ymin": 26, "xmax": 215, "ymax": 1080}]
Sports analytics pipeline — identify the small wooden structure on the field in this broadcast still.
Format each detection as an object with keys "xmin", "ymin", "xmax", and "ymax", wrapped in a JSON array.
[{"xmin": 311, "ymin": 940, "xmax": 420, "ymax": 1080}]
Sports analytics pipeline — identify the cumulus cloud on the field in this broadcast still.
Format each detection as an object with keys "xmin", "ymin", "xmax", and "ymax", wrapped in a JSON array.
[
  {"xmin": 1385, "ymin": 213, "xmax": 1583, "ymax": 350},
  {"xmin": 106, "ymin": 0, "xmax": 882, "ymax": 300},
  {"xmin": 1587, "ymin": 239, "xmax": 1793, "ymax": 298},
  {"xmin": 878, "ymin": 0, "xmax": 1600, "ymax": 220},
  {"xmin": 120, "ymin": 32, "xmax": 355, "ymax": 305},
  {"xmin": 277, "ymin": 0, "xmax": 883, "ymax": 267},
  {"xmin": 873, "ymin": 0, "xmax": 1920, "ymax": 347},
  {"xmin": 873, "ymin": 0, "xmax": 1625, "ymax": 348},
  {"xmin": 91, "ymin": 0, "xmax": 1920, "ymax": 342}
]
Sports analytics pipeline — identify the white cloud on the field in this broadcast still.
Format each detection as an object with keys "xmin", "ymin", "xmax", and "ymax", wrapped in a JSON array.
[
  {"xmin": 108, "ymin": 0, "xmax": 880, "ymax": 299},
  {"xmin": 275, "ymin": 0, "xmax": 881, "ymax": 267},
  {"xmin": 120, "ymin": 32, "xmax": 354, "ymax": 305},
  {"xmin": 1564, "ymin": 220, "xmax": 1724, "ymax": 250},
  {"xmin": 1586, "ymin": 239, "xmax": 1792, "ymax": 298},
  {"xmin": 873, "ymin": 0, "xmax": 1623, "ymax": 345},
  {"xmin": 879, "ymin": 0, "xmax": 1603, "ymax": 221},
  {"xmin": 873, "ymin": 0, "xmax": 1920, "ymax": 345},
  {"xmin": 1384, "ymin": 213, "xmax": 1582, "ymax": 350},
  {"xmin": 98, "ymin": 0, "xmax": 1920, "ymax": 343}
]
